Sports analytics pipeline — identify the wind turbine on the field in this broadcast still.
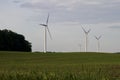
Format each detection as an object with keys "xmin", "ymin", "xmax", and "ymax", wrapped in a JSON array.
[
  {"xmin": 78, "ymin": 44, "xmax": 82, "ymax": 52},
  {"xmin": 40, "ymin": 14, "xmax": 52, "ymax": 53},
  {"xmin": 81, "ymin": 27, "xmax": 91, "ymax": 52},
  {"xmin": 95, "ymin": 35, "xmax": 102, "ymax": 52}
]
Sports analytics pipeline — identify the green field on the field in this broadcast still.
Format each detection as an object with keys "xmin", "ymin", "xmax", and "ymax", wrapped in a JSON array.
[{"xmin": 0, "ymin": 51, "xmax": 120, "ymax": 80}]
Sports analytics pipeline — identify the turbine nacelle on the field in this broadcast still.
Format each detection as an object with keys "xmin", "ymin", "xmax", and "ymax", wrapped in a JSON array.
[
  {"xmin": 95, "ymin": 35, "xmax": 102, "ymax": 40},
  {"xmin": 81, "ymin": 27, "xmax": 91, "ymax": 35}
]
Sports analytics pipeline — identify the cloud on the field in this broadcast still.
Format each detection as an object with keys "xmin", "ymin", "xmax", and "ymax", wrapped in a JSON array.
[
  {"xmin": 14, "ymin": 0, "xmax": 120, "ymax": 24},
  {"xmin": 20, "ymin": 1, "xmax": 56, "ymax": 10},
  {"xmin": 15, "ymin": 0, "xmax": 103, "ymax": 10},
  {"xmin": 13, "ymin": 0, "xmax": 21, "ymax": 3},
  {"xmin": 109, "ymin": 26, "xmax": 120, "ymax": 29},
  {"xmin": 14, "ymin": 0, "xmax": 120, "ymax": 12}
]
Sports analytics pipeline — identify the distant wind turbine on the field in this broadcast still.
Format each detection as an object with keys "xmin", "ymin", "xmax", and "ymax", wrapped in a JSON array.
[
  {"xmin": 40, "ymin": 14, "xmax": 52, "ymax": 53},
  {"xmin": 81, "ymin": 27, "xmax": 91, "ymax": 52},
  {"xmin": 78, "ymin": 44, "xmax": 82, "ymax": 52},
  {"xmin": 95, "ymin": 35, "xmax": 102, "ymax": 52}
]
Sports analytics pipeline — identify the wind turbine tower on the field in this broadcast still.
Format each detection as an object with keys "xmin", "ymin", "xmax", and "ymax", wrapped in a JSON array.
[
  {"xmin": 78, "ymin": 44, "xmax": 82, "ymax": 52},
  {"xmin": 81, "ymin": 27, "xmax": 91, "ymax": 52},
  {"xmin": 95, "ymin": 35, "xmax": 102, "ymax": 52},
  {"xmin": 40, "ymin": 14, "xmax": 52, "ymax": 53}
]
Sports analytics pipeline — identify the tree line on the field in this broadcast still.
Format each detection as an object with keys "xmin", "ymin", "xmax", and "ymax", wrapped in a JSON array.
[{"xmin": 0, "ymin": 29, "xmax": 31, "ymax": 52}]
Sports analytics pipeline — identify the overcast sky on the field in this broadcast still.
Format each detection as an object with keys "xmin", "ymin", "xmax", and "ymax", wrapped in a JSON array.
[{"xmin": 0, "ymin": 0, "xmax": 120, "ymax": 52}]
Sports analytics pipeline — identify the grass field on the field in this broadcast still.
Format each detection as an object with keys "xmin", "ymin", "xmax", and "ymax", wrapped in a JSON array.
[{"xmin": 0, "ymin": 51, "xmax": 120, "ymax": 80}]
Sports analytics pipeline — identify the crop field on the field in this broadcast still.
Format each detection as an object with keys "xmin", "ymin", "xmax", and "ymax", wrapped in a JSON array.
[{"xmin": 0, "ymin": 51, "xmax": 120, "ymax": 80}]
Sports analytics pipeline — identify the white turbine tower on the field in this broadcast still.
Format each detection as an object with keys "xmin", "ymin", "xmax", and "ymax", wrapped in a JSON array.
[
  {"xmin": 40, "ymin": 14, "xmax": 52, "ymax": 53},
  {"xmin": 95, "ymin": 35, "xmax": 102, "ymax": 52},
  {"xmin": 81, "ymin": 27, "xmax": 91, "ymax": 52}
]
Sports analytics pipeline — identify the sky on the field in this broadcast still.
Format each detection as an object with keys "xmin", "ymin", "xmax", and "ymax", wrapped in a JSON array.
[{"xmin": 0, "ymin": 0, "xmax": 120, "ymax": 52}]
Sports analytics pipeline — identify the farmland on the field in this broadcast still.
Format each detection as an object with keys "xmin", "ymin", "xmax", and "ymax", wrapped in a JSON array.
[{"xmin": 0, "ymin": 51, "xmax": 120, "ymax": 80}]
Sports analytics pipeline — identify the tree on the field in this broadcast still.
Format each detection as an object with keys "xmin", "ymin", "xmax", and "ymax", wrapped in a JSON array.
[{"xmin": 0, "ymin": 29, "xmax": 32, "ymax": 52}]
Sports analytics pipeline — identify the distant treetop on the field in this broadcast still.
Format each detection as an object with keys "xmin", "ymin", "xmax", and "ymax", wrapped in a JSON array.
[{"xmin": 0, "ymin": 29, "xmax": 32, "ymax": 52}]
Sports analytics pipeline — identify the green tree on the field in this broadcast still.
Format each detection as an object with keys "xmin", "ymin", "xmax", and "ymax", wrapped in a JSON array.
[{"xmin": 0, "ymin": 29, "xmax": 32, "ymax": 52}]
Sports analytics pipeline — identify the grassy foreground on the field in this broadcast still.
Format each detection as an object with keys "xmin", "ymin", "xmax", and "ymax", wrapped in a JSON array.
[{"xmin": 0, "ymin": 51, "xmax": 120, "ymax": 80}]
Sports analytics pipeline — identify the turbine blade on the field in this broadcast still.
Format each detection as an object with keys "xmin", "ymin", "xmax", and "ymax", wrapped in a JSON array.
[
  {"xmin": 88, "ymin": 29, "xmax": 91, "ymax": 33},
  {"xmin": 40, "ymin": 24, "xmax": 46, "ymax": 26},
  {"xmin": 98, "ymin": 35, "xmax": 102, "ymax": 39},
  {"xmin": 95, "ymin": 36, "xmax": 98, "ymax": 40},
  {"xmin": 46, "ymin": 13, "xmax": 49, "ymax": 25},
  {"xmin": 81, "ymin": 27, "xmax": 87, "ymax": 33},
  {"xmin": 46, "ymin": 26, "xmax": 52, "ymax": 40}
]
